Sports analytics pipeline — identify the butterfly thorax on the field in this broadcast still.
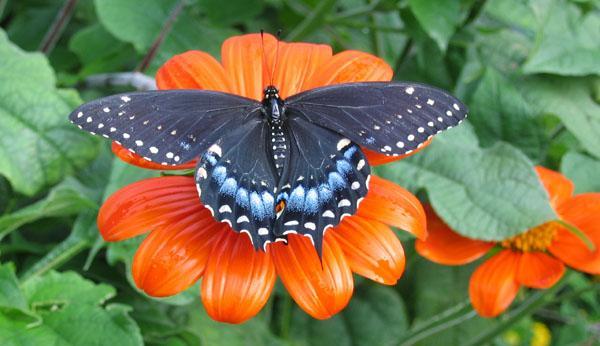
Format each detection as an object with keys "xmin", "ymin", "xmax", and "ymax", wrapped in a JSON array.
[{"xmin": 263, "ymin": 86, "xmax": 289, "ymax": 176}]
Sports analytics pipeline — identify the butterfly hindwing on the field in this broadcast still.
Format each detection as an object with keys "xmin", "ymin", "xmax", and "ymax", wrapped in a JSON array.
[
  {"xmin": 195, "ymin": 119, "xmax": 279, "ymax": 250},
  {"xmin": 285, "ymin": 82, "xmax": 468, "ymax": 156},
  {"xmin": 274, "ymin": 117, "xmax": 371, "ymax": 254},
  {"xmin": 69, "ymin": 90, "xmax": 262, "ymax": 164}
]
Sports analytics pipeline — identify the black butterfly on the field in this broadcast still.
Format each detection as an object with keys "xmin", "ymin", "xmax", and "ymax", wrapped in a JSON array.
[{"xmin": 70, "ymin": 82, "xmax": 468, "ymax": 254}]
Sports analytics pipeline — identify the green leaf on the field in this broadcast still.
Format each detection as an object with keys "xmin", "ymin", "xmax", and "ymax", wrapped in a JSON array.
[
  {"xmin": 519, "ymin": 76, "xmax": 600, "ymax": 160},
  {"xmin": 0, "ymin": 179, "xmax": 97, "ymax": 241},
  {"xmin": 468, "ymin": 68, "xmax": 548, "ymax": 160},
  {"xmin": 0, "ymin": 29, "xmax": 99, "ymax": 196},
  {"xmin": 69, "ymin": 24, "xmax": 137, "ymax": 77},
  {"xmin": 289, "ymin": 284, "xmax": 408, "ymax": 346},
  {"xmin": 94, "ymin": 0, "xmax": 177, "ymax": 52},
  {"xmin": 198, "ymin": 0, "xmax": 265, "ymax": 26},
  {"xmin": 407, "ymin": 0, "xmax": 463, "ymax": 51},
  {"xmin": 523, "ymin": 0, "xmax": 600, "ymax": 76},
  {"xmin": 94, "ymin": 0, "xmax": 237, "ymax": 70},
  {"xmin": 379, "ymin": 125, "xmax": 557, "ymax": 240},
  {"xmin": 184, "ymin": 302, "xmax": 287, "ymax": 346},
  {"xmin": 482, "ymin": 0, "xmax": 537, "ymax": 33},
  {"xmin": 0, "ymin": 263, "xmax": 29, "ymax": 315},
  {"xmin": 0, "ymin": 270, "xmax": 143, "ymax": 346},
  {"xmin": 560, "ymin": 151, "xmax": 600, "ymax": 193}
]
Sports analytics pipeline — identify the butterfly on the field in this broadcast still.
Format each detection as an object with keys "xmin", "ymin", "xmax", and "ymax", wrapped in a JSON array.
[{"xmin": 70, "ymin": 80, "xmax": 467, "ymax": 254}]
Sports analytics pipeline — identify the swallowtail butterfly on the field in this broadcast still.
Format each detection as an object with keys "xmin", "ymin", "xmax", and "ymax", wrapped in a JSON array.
[{"xmin": 70, "ymin": 70, "xmax": 467, "ymax": 254}]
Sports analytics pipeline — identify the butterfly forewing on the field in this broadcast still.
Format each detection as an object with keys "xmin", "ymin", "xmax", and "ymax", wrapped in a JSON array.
[
  {"xmin": 69, "ymin": 90, "xmax": 262, "ymax": 165},
  {"xmin": 285, "ymin": 82, "xmax": 468, "ymax": 156}
]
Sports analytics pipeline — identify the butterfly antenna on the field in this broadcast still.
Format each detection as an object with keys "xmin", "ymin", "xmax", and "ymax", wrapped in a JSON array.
[
  {"xmin": 270, "ymin": 29, "xmax": 283, "ymax": 87},
  {"xmin": 260, "ymin": 30, "xmax": 273, "ymax": 87}
]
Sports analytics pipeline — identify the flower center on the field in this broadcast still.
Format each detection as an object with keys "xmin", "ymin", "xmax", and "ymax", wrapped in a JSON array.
[{"xmin": 500, "ymin": 222, "xmax": 558, "ymax": 252}]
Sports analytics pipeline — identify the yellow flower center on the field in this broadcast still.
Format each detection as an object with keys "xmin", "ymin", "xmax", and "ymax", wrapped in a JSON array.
[{"xmin": 501, "ymin": 222, "xmax": 558, "ymax": 252}]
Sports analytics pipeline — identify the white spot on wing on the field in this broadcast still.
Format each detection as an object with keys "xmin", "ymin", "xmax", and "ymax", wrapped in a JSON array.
[
  {"xmin": 304, "ymin": 222, "xmax": 316, "ymax": 231},
  {"xmin": 208, "ymin": 144, "xmax": 222, "ymax": 157},
  {"xmin": 219, "ymin": 205, "xmax": 232, "ymax": 213},
  {"xmin": 338, "ymin": 199, "xmax": 351, "ymax": 207},
  {"xmin": 405, "ymin": 87, "xmax": 415, "ymax": 95},
  {"xmin": 337, "ymin": 138, "xmax": 351, "ymax": 151},
  {"xmin": 357, "ymin": 159, "xmax": 365, "ymax": 170},
  {"xmin": 322, "ymin": 210, "xmax": 335, "ymax": 218}
]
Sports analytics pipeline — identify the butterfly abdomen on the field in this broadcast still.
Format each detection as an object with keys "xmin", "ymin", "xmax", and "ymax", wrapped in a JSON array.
[{"xmin": 268, "ymin": 120, "xmax": 289, "ymax": 176}]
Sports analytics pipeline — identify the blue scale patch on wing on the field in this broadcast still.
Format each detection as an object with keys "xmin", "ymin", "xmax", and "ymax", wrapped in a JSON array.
[
  {"xmin": 69, "ymin": 90, "xmax": 261, "ymax": 165},
  {"xmin": 285, "ymin": 81, "xmax": 468, "ymax": 156},
  {"xmin": 195, "ymin": 119, "xmax": 279, "ymax": 250},
  {"xmin": 273, "ymin": 117, "xmax": 370, "ymax": 255}
]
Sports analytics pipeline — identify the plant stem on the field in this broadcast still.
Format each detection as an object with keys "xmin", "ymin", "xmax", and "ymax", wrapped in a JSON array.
[
  {"xmin": 464, "ymin": 273, "xmax": 571, "ymax": 346},
  {"xmin": 334, "ymin": 20, "xmax": 405, "ymax": 33},
  {"xmin": 327, "ymin": 0, "xmax": 381, "ymax": 22},
  {"xmin": 398, "ymin": 300, "xmax": 474, "ymax": 345},
  {"xmin": 394, "ymin": 39, "xmax": 413, "ymax": 74},
  {"xmin": 286, "ymin": 0, "xmax": 338, "ymax": 41},
  {"xmin": 135, "ymin": 0, "xmax": 186, "ymax": 73},
  {"xmin": 279, "ymin": 293, "xmax": 293, "ymax": 339},
  {"xmin": 38, "ymin": 0, "xmax": 79, "ymax": 55}
]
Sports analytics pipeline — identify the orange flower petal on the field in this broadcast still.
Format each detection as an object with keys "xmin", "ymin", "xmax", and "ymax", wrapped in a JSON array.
[
  {"xmin": 549, "ymin": 193, "xmax": 600, "ymax": 274},
  {"xmin": 330, "ymin": 216, "xmax": 405, "ymax": 285},
  {"xmin": 357, "ymin": 175, "xmax": 427, "ymax": 239},
  {"xmin": 156, "ymin": 50, "xmax": 232, "ymax": 92},
  {"xmin": 535, "ymin": 166, "xmax": 574, "ymax": 209},
  {"xmin": 305, "ymin": 50, "xmax": 393, "ymax": 89},
  {"xmin": 111, "ymin": 142, "xmax": 196, "ymax": 170},
  {"xmin": 515, "ymin": 252, "xmax": 564, "ymax": 289},
  {"xmin": 363, "ymin": 139, "xmax": 432, "ymax": 166},
  {"xmin": 271, "ymin": 234, "xmax": 353, "ymax": 319},
  {"xmin": 201, "ymin": 229, "xmax": 276, "ymax": 324},
  {"xmin": 415, "ymin": 206, "xmax": 494, "ymax": 265},
  {"xmin": 469, "ymin": 249, "xmax": 520, "ymax": 318},
  {"xmin": 272, "ymin": 42, "xmax": 332, "ymax": 98},
  {"xmin": 221, "ymin": 33, "xmax": 277, "ymax": 100},
  {"xmin": 98, "ymin": 176, "xmax": 200, "ymax": 241},
  {"xmin": 132, "ymin": 210, "xmax": 222, "ymax": 296}
]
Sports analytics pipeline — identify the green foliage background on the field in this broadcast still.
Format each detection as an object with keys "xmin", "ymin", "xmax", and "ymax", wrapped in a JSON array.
[{"xmin": 0, "ymin": 0, "xmax": 598, "ymax": 345}]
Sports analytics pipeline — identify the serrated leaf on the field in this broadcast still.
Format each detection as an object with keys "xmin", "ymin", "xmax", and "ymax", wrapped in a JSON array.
[
  {"xmin": 469, "ymin": 68, "xmax": 548, "ymax": 160},
  {"xmin": 0, "ymin": 30, "xmax": 99, "ymax": 196},
  {"xmin": 379, "ymin": 125, "xmax": 557, "ymax": 240},
  {"xmin": 519, "ymin": 76, "xmax": 600, "ymax": 160},
  {"xmin": 523, "ymin": 0, "xmax": 600, "ymax": 76},
  {"xmin": 289, "ymin": 284, "xmax": 408, "ymax": 346},
  {"xmin": 407, "ymin": 0, "xmax": 463, "ymax": 51},
  {"xmin": 560, "ymin": 151, "xmax": 600, "ymax": 193},
  {"xmin": 0, "ymin": 270, "xmax": 143, "ymax": 346}
]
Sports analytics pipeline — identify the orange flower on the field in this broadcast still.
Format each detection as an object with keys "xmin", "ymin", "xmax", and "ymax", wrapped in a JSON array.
[
  {"xmin": 100, "ymin": 33, "xmax": 428, "ymax": 323},
  {"xmin": 416, "ymin": 166, "xmax": 600, "ymax": 318}
]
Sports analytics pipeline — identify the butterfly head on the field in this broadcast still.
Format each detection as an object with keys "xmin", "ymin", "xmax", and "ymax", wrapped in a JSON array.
[
  {"xmin": 263, "ymin": 85, "xmax": 280, "ymax": 100},
  {"xmin": 263, "ymin": 85, "xmax": 285, "ymax": 121}
]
